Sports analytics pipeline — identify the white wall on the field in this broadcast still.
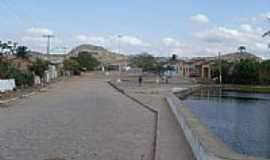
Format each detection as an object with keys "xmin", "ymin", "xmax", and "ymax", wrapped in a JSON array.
[{"xmin": 0, "ymin": 79, "xmax": 16, "ymax": 93}]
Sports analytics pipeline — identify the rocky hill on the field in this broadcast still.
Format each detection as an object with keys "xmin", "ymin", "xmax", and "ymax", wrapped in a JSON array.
[{"xmin": 68, "ymin": 44, "xmax": 127, "ymax": 64}]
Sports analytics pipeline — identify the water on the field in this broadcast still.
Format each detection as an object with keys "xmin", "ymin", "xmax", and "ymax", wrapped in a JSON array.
[{"xmin": 183, "ymin": 88, "xmax": 270, "ymax": 158}]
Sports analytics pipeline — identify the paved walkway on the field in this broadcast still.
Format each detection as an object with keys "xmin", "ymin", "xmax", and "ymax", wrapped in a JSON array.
[
  {"xmin": 114, "ymin": 80, "xmax": 195, "ymax": 160},
  {"xmin": 0, "ymin": 76, "xmax": 156, "ymax": 160}
]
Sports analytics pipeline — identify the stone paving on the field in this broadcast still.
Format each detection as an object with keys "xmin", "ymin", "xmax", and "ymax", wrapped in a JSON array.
[
  {"xmin": 0, "ymin": 76, "xmax": 156, "ymax": 160},
  {"xmin": 113, "ymin": 79, "xmax": 196, "ymax": 160}
]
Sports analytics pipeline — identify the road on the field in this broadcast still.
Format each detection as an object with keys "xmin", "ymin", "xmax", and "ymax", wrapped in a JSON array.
[{"xmin": 0, "ymin": 76, "xmax": 156, "ymax": 160}]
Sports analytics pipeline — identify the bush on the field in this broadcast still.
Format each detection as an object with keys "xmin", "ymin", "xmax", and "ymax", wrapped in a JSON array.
[
  {"xmin": 76, "ymin": 52, "xmax": 100, "ymax": 71},
  {"xmin": 0, "ymin": 59, "xmax": 11, "ymax": 78},
  {"xmin": 259, "ymin": 60, "xmax": 270, "ymax": 85},
  {"xmin": 0, "ymin": 58, "xmax": 34, "ymax": 87},
  {"xmin": 64, "ymin": 58, "xmax": 81, "ymax": 75},
  {"xmin": 130, "ymin": 53, "xmax": 160, "ymax": 72},
  {"xmin": 16, "ymin": 46, "xmax": 28, "ymax": 59},
  {"xmin": 29, "ymin": 59, "xmax": 49, "ymax": 78},
  {"xmin": 6, "ymin": 67, "xmax": 34, "ymax": 87},
  {"xmin": 231, "ymin": 60, "xmax": 259, "ymax": 84}
]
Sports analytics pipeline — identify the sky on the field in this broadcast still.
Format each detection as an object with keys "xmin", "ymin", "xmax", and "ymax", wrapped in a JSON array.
[{"xmin": 0, "ymin": 0, "xmax": 270, "ymax": 58}]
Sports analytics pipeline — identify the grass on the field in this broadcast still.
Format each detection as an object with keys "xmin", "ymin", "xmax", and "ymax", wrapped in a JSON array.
[{"xmin": 223, "ymin": 85, "xmax": 270, "ymax": 93}]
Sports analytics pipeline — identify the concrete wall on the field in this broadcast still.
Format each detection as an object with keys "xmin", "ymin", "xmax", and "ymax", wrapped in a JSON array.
[
  {"xmin": 166, "ymin": 92, "xmax": 268, "ymax": 160},
  {"xmin": 43, "ymin": 65, "xmax": 58, "ymax": 83},
  {"xmin": 0, "ymin": 79, "xmax": 16, "ymax": 93}
]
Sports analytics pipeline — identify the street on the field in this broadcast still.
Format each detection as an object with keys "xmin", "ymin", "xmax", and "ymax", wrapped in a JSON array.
[{"xmin": 0, "ymin": 76, "xmax": 156, "ymax": 160}]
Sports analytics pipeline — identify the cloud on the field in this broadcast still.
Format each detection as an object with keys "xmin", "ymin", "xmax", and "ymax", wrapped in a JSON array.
[
  {"xmin": 192, "ymin": 24, "xmax": 269, "ymax": 58},
  {"xmin": 190, "ymin": 14, "xmax": 210, "ymax": 24},
  {"xmin": 162, "ymin": 37, "xmax": 180, "ymax": 47},
  {"xmin": 119, "ymin": 36, "xmax": 149, "ymax": 47},
  {"xmin": 21, "ymin": 27, "xmax": 63, "ymax": 53},
  {"xmin": 75, "ymin": 35, "xmax": 148, "ymax": 47},
  {"xmin": 75, "ymin": 35, "xmax": 107, "ymax": 46},
  {"xmin": 25, "ymin": 27, "xmax": 54, "ymax": 36},
  {"xmin": 261, "ymin": 12, "xmax": 270, "ymax": 19},
  {"xmin": 240, "ymin": 24, "xmax": 253, "ymax": 32}
]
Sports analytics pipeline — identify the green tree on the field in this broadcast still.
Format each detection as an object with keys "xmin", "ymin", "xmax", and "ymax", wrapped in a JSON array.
[
  {"xmin": 16, "ymin": 46, "xmax": 28, "ymax": 58},
  {"xmin": 259, "ymin": 60, "xmax": 270, "ymax": 84},
  {"xmin": 76, "ymin": 52, "xmax": 100, "ymax": 71},
  {"xmin": 238, "ymin": 46, "xmax": 246, "ymax": 53},
  {"xmin": 172, "ymin": 54, "xmax": 177, "ymax": 61},
  {"xmin": 29, "ymin": 59, "xmax": 49, "ymax": 78},
  {"xmin": 64, "ymin": 58, "xmax": 81, "ymax": 75},
  {"xmin": 231, "ymin": 60, "xmax": 260, "ymax": 84},
  {"xmin": 130, "ymin": 53, "xmax": 159, "ymax": 72}
]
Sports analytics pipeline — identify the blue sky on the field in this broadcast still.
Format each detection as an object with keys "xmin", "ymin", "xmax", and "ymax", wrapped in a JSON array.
[{"xmin": 0, "ymin": 0, "xmax": 270, "ymax": 58}]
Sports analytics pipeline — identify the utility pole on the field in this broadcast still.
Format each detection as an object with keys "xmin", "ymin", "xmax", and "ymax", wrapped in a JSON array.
[
  {"xmin": 42, "ymin": 34, "xmax": 55, "ymax": 54},
  {"xmin": 218, "ymin": 52, "xmax": 222, "ymax": 85},
  {"xmin": 117, "ymin": 35, "xmax": 122, "ymax": 83}
]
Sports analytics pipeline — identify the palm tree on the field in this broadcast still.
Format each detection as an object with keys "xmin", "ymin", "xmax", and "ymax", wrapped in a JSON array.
[
  {"xmin": 238, "ymin": 46, "xmax": 246, "ymax": 53},
  {"xmin": 0, "ymin": 41, "xmax": 3, "ymax": 53},
  {"xmin": 262, "ymin": 18, "xmax": 270, "ymax": 48},
  {"xmin": 263, "ymin": 31, "xmax": 270, "ymax": 48}
]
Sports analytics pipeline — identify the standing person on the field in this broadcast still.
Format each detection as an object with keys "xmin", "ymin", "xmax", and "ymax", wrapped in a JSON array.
[{"xmin": 138, "ymin": 75, "xmax": 143, "ymax": 86}]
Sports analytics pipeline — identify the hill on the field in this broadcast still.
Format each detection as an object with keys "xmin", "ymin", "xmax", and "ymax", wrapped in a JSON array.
[
  {"xmin": 68, "ymin": 44, "xmax": 127, "ymax": 64},
  {"xmin": 219, "ymin": 52, "xmax": 262, "ymax": 62},
  {"xmin": 191, "ymin": 52, "xmax": 263, "ymax": 62}
]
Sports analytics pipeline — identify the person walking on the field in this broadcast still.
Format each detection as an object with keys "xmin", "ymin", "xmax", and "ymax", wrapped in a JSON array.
[{"xmin": 138, "ymin": 75, "xmax": 143, "ymax": 86}]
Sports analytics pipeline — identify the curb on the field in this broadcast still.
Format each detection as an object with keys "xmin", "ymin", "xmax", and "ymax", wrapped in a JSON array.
[
  {"xmin": 0, "ymin": 91, "xmax": 36, "ymax": 105},
  {"xmin": 107, "ymin": 81, "xmax": 159, "ymax": 160}
]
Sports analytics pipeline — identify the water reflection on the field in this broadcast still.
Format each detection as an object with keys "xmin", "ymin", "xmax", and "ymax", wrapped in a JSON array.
[{"xmin": 184, "ymin": 88, "xmax": 270, "ymax": 158}]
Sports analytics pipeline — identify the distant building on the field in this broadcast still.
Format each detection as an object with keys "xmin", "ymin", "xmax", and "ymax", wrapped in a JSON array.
[{"xmin": 162, "ymin": 59, "xmax": 213, "ymax": 80}]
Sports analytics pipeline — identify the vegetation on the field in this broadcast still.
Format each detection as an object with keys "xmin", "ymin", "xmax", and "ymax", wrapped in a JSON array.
[
  {"xmin": 0, "ymin": 59, "xmax": 34, "ymax": 87},
  {"xmin": 224, "ymin": 86, "xmax": 270, "ymax": 93},
  {"xmin": 262, "ymin": 18, "xmax": 270, "ymax": 48},
  {"xmin": 75, "ymin": 52, "xmax": 100, "ymax": 71},
  {"xmin": 212, "ymin": 59, "xmax": 270, "ymax": 85},
  {"xmin": 16, "ymin": 46, "xmax": 28, "ymax": 58},
  {"xmin": 63, "ymin": 58, "xmax": 81, "ymax": 75},
  {"xmin": 63, "ymin": 52, "xmax": 100, "ymax": 74},
  {"xmin": 29, "ymin": 59, "xmax": 49, "ymax": 78},
  {"xmin": 130, "ymin": 53, "xmax": 161, "ymax": 73},
  {"xmin": 238, "ymin": 46, "xmax": 246, "ymax": 53}
]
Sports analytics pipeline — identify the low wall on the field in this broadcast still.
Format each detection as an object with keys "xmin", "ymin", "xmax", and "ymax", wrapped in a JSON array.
[
  {"xmin": 166, "ymin": 92, "xmax": 268, "ymax": 160},
  {"xmin": 0, "ymin": 79, "xmax": 16, "ymax": 93}
]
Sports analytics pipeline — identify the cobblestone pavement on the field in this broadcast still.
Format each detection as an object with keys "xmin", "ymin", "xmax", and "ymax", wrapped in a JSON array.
[
  {"xmin": 0, "ymin": 76, "xmax": 156, "ymax": 160},
  {"xmin": 113, "ymin": 79, "xmax": 195, "ymax": 160}
]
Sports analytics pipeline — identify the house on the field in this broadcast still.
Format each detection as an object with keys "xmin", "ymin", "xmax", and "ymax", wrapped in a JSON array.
[
  {"xmin": 179, "ymin": 59, "xmax": 212, "ymax": 80},
  {"xmin": 162, "ymin": 58, "xmax": 213, "ymax": 80}
]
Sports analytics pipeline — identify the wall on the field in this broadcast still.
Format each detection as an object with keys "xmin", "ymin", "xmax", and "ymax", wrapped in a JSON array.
[
  {"xmin": 0, "ymin": 79, "xmax": 16, "ymax": 93},
  {"xmin": 166, "ymin": 92, "xmax": 268, "ymax": 160}
]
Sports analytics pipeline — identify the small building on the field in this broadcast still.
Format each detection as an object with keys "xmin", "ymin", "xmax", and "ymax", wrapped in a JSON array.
[
  {"xmin": 162, "ymin": 59, "xmax": 213, "ymax": 80},
  {"xmin": 179, "ymin": 59, "xmax": 212, "ymax": 80}
]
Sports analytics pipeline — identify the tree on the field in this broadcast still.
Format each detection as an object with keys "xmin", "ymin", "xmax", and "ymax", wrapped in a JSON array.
[
  {"xmin": 76, "ymin": 52, "xmax": 100, "ymax": 71},
  {"xmin": 64, "ymin": 58, "xmax": 81, "ymax": 75},
  {"xmin": 263, "ymin": 31, "xmax": 270, "ymax": 49},
  {"xmin": 231, "ymin": 59, "xmax": 260, "ymax": 84},
  {"xmin": 16, "ymin": 46, "xmax": 28, "ymax": 58},
  {"xmin": 262, "ymin": 17, "xmax": 270, "ymax": 49},
  {"xmin": 258, "ymin": 60, "xmax": 270, "ymax": 84},
  {"xmin": 130, "ymin": 53, "xmax": 159, "ymax": 72},
  {"xmin": 238, "ymin": 46, "xmax": 246, "ymax": 53},
  {"xmin": 172, "ymin": 54, "xmax": 177, "ymax": 61},
  {"xmin": 29, "ymin": 59, "xmax": 49, "ymax": 78}
]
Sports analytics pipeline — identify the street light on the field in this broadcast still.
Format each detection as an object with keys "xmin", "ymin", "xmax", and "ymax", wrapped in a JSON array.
[
  {"xmin": 42, "ymin": 34, "xmax": 55, "ymax": 54},
  {"xmin": 218, "ymin": 52, "xmax": 222, "ymax": 85},
  {"xmin": 117, "ymin": 35, "xmax": 122, "ymax": 83}
]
